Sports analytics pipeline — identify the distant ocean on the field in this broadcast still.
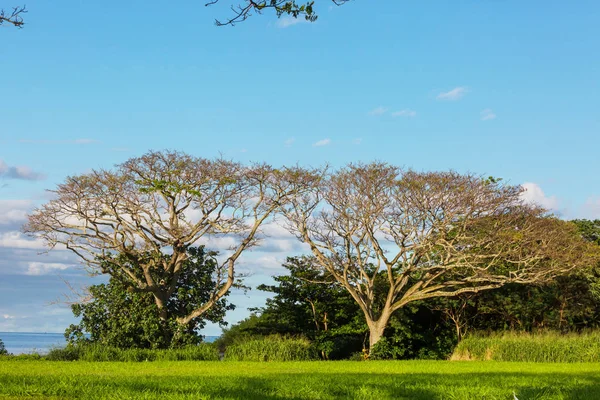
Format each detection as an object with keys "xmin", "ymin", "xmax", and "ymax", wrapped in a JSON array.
[{"xmin": 0, "ymin": 332, "xmax": 219, "ymax": 355}]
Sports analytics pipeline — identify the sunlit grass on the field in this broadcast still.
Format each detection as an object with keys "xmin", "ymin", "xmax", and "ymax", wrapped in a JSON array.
[
  {"xmin": 453, "ymin": 331, "xmax": 600, "ymax": 362},
  {"xmin": 1, "ymin": 360, "xmax": 599, "ymax": 399}
]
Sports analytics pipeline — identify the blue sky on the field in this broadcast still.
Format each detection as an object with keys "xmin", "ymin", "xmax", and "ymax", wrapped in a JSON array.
[{"xmin": 1, "ymin": 0, "xmax": 599, "ymax": 335}]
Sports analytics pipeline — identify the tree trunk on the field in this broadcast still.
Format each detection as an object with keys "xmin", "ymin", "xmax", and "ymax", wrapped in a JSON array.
[
  {"xmin": 153, "ymin": 293, "xmax": 172, "ymax": 347},
  {"xmin": 367, "ymin": 312, "xmax": 391, "ymax": 353}
]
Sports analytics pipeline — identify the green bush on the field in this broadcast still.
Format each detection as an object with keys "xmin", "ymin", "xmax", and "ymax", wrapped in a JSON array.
[
  {"xmin": 224, "ymin": 335, "xmax": 318, "ymax": 362},
  {"xmin": 452, "ymin": 330, "xmax": 600, "ymax": 362},
  {"xmin": 0, "ymin": 338, "xmax": 7, "ymax": 356},
  {"xmin": 370, "ymin": 337, "xmax": 405, "ymax": 360},
  {"xmin": 46, "ymin": 345, "xmax": 82, "ymax": 361}
]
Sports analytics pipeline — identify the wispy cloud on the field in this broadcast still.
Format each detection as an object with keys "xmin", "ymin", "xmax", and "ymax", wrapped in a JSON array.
[
  {"xmin": 391, "ymin": 109, "xmax": 417, "ymax": 118},
  {"xmin": 313, "ymin": 138, "xmax": 331, "ymax": 147},
  {"xmin": 19, "ymin": 138, "xmax": 99, "ymax": 145},
  {"xmin": 276, "ymin": 16, "xmax": 308, "ymax": 28},
  {"xmin": 436, "ymin": 87, "xmax": 468, "ymax": 101},
  {"xmin": 480, "ymin": 108, "xmax": 497, "ymax": 121},
  {"xmin": 284, "ymin": 138, "xmax": 295, "ymax": 147},
  {"xmin": 26, "ymin": 262, "xmax": 71, "ymax": 276},
  {"xmin": 520, "ymin": 183, "xmax": 560, "ymax": 211},
  {"xmin": 368, "ymin": 106, "xmax": 388, "ymax": 116},
  {"xmin": 352, "ymin": 138, "xmax": 363, "ymax": 145},
  {"xmin": 0, "ymin": 160, "xmax": 46, "ymax": 181}
]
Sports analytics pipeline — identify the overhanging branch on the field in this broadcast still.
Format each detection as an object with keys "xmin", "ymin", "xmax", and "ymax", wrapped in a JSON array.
[{"xmin": 0, "ymin": 5, "xmax": 26, "ymax": 27}]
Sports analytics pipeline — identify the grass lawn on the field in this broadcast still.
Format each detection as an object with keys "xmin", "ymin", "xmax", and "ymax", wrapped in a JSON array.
[{"xmin": 1, "ymin": 360, "xmax": 599, "ymax": 399}]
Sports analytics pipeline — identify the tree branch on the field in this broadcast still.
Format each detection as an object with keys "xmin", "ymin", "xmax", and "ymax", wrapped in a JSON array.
[{"xmin": 0, "ymin": 5, "xmax": 26, "ymax": 27}]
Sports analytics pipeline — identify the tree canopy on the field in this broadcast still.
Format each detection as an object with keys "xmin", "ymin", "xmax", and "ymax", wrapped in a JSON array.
[
  {"xmin": 280, "ymin": 162, "xmax": 599, "ymax": 350},
  {"xmin": 25, "ymin": 150, "xmax": 319, "ymax": 331}
]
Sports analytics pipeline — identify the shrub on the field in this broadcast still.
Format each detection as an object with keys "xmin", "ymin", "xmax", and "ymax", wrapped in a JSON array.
[
  {"xmin": 224, "ymin": 335, "xmax": 318, "ymax": 362},
  {"xmin": 46, "ymin": 345, "xmax": 82, "ymax": 361},
  {"xmin": 370, "ymin": 338, "xmax": 405, "ymax": 360},
  {"xmin": 452, "ymin": 330, "xmax": 600, "ymax": 362}
]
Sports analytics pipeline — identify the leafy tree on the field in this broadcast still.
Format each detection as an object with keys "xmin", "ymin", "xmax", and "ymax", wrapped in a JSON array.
[
  {"xmin": 66, "ymin": 246, "xmax": 234, "ymax": 349},
  {"xmin": 573, "ymin": 219, "xmax": 600, "ymax": 245},
  {"xmin": 256, "ymin": 256, "xmax": 366, "ymax": 359},
  {"xmin": 0, "ymin": 338, "xmax": 7, "ymax": 355},
  {"xmin": 281, "ymin": 162, "xmax": 599, "ymax": 351},
  {"xmin": 217, "ymin": 256, "xmax": 366, "ymax": 359}
]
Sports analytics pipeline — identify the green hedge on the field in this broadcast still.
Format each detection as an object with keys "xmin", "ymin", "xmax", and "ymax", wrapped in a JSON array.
[
  {"xmin": 452, "ymin": 331, "xmax": 600, "ymax": 362},
  {"xmin": 224, "ymin": 335, "xmax": 318, "ymax": 361}
]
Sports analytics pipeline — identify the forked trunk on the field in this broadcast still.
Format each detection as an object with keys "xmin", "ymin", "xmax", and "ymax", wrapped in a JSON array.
[{"xmin": 366, "ymin": 311, "xmax": 392, "ymax": 353}]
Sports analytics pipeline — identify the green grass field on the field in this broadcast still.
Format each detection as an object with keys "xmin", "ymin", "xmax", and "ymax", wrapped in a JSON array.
[{"xmin": 1, "ymin": 361, "xmax": 600, "ymax": 399}]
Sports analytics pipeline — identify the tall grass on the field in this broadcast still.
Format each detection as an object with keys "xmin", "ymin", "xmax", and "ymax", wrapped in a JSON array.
[
  {"xmin": 452, "ymin": 330, "xmax": 600, "ymax": 362},
  {"xmin": 224, "ymin": 335, "xmax": 318, "ymax": 361},
  {"xmin": 46, "ymin": 343, "xmax": 219, "ymax": 362}
]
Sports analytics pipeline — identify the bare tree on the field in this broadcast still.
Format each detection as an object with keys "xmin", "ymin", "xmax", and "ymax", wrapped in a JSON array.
[
  {"xmin": 281, "ymin": 162, "xmax": 598, "ymax": 351},
  {"xmin": 207, "ymin": 0, "xmax": 350, "ymax": 26},
  {"xmin": 24, "ymin": 151, "xmax": 319, "ymax": 336},
  {"xmin": 0, "ymin": 5, "xmax": 25, "ymax": 27}
]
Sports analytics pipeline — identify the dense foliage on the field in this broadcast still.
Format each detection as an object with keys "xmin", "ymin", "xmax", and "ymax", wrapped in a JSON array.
[
  {"xmin": 66, "ymin": 246, "xmax": 234, "ymax": 349},
  {"xmin": 0, "ymin": 338, "xmax": 7, "ymax": 356}
]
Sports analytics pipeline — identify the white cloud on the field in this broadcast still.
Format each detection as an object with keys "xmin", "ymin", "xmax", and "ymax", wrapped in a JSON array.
[
  {"xmin": 353, "ymin": 138, "xmax": 363, "ymax": 145},
  {"xmin": 26, "ymin": 262, "xmax": 71, "ymax": 276},
  {"xmin": 437, "ymin": 87, "xmax": 468, "ymax": 101},
  {"xmin": 520, "ymin": 183, "xmax": 560, "ymax": 211},
  {"xmin": 391, "ymin": 109, "xmax": 417, "ymax": 118},
  {"xmin": 0, "ymin": 200, "xmax": 32, "ymax": 224},
  {"xmin": 284, "ymin": 138, "xmax": 295, "ymax": 147},
  {"xmin": 481, "ymin": 108, "xmax": 497, "ymax": 121},
  {"xmin": 368, "ymin": 106, "xmax": 388, "ymax": 116},
  {"xmin": 276, "ymin": 16, "xmax": 308, "ymax": 28},
  {"xmin": 313, "ymin": 138, "xmax": 331, "ymax": 147},
  {"xmin": 252, "ymin": 255, "xmax": 286, "ymax": 271},
  {"xmin": 0, "ymin": 232, "xmax": 48, "ymax": 250},
  {"xmin": 2, "ymin": 314, "xmax": 15, "ymax": 319},
  {"xmin": 581, "ymin": 197, "xmax": 600, "ymax": 219},
  {"xmin": 0, "ymin": 160, "xmax": 46, "ymax": 181}
]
